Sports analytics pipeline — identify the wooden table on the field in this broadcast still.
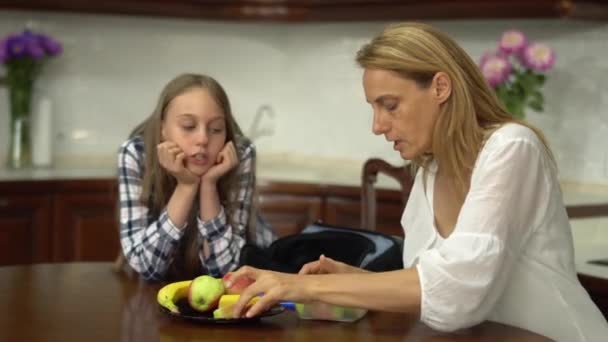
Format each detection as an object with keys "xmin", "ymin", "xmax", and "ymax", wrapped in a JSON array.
[{"xmin": 0, "ymin": 263, "xmax": 550, "ymax": 341}]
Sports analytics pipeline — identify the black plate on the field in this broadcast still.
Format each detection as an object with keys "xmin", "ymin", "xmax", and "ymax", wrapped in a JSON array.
[{"xmin": 158, "ymin": 298, "xmax": 285, "ymax": 324}]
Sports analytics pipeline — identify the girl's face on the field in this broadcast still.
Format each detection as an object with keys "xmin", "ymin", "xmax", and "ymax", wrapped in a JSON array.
[
  {"xmin": 161, "ymin": 87, "xmax": 227, "ymax": 176},
  {"xmin": 362, "ymin": 68, "xmax": 448, "ymax": 160}
]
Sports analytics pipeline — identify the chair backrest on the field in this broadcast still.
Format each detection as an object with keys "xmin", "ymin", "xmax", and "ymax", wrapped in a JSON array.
[{"xmin": 361, "ymin": 158, "xmax": 415, "ymax": 232}]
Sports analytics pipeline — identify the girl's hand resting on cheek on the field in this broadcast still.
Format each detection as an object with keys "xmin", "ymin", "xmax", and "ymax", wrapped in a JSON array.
[
  {"xmin": 202, "ymin": 141, "xmax": 238, "ymax": 185},
  {"xmin": 156, "ymin": 141, "xmax": 199, "ymax": 185}
]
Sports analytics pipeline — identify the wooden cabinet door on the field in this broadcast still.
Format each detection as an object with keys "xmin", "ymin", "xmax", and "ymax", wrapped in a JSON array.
[
  {"xmin": 258, "ymin": 194, "xmax": 322, "ymax": 238},
  {"xmin": 0, "ymin": 194, "xmax": 52, "ymax": 265},
  {"xmin": 53, "ymin": 193, "xmax": 119, "ymax": 262},
  {"xmin": 324, "ymin": 197, "xmax": 361, "ymax": 230},
  {"xmin": 325, "ymin": 196, "xmax": 404, "ymax": 237}
]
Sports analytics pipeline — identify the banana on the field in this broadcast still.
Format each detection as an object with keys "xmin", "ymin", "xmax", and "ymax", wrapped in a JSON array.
[
  {"xmin": 218, "ymin": 294, "xmax": 260, "ymax": 308},
  {"xmin": 213, "ymin": 294, "xmax": 261, "ymax": 319},
  {"xmin": 157, "ymin": 280, "xmax": 192, "ymax": 314}
]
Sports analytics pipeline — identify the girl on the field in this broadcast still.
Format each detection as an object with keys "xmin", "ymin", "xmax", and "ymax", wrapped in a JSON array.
[
  {"xmin": 118, "ymin": 73, "xmax": 275, "ymax": 281},
  {"xmin": 227, "ymin": 23, "xmax": 607, "ymax": 341}
]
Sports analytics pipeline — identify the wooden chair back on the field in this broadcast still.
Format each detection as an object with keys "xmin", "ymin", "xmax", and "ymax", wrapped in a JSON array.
[{"xmin": 361, "ymin": 158, "xmax": 415, "ymax": 231}]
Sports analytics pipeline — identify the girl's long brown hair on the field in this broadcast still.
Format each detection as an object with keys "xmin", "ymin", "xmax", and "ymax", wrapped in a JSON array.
[
  {"xmin": 131, "ymin": 73, "xmax": 246, "ymax": 280},
  {"xmin": 356, "ymin": 23, "xmax": 554, "ymax": 200}
]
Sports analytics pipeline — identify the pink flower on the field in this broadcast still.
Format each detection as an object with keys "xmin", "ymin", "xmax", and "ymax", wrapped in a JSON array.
[
  {"xmin": 521, "ymin": 43, "xmax": 556, "ymax": 72},
  {"xmin": 479, "ymin": 50, "xmax": 505, "ymax": 66},
  {"xmin": 499, "ymin": 30, "xmax": 528, "ymax": 55},
  {"xmin": 480, "ymin": 55, "xmax": 512, "ymax": 88}
]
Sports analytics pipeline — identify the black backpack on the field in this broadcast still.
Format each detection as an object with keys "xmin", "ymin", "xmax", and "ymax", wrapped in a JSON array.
[{"xmin": 239, "ymin": 222, "xmax": 403, "ymax": 273}]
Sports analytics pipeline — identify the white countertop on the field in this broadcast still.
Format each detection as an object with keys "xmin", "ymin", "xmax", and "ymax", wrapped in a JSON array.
[
  {"xmin": 571, "ymin": 216, "xmax": 608, "ymax": 279},
  {"xmin": 2, "ymin": 153, "xmax": 608, "ymax": 205},
  {"xmin": 574, "ymin": 243, "xmax": 608, "ymax": 279}
]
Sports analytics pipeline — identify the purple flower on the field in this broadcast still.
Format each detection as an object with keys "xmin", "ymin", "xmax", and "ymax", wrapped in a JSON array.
[
  {"xmin": 23, "ymin": 33, "xmax": 45, "ymax": 59},
  {"xmin": 521, "ymin": 43, "xmax": 556, "ymax": 72},
  {"xmin": 480, "ymin": 55, "xmax": 512, "ymax": 88},
  {"xmin": 37, "ymin": 33, "xmax": 63, "ymax": 56},
  {"xmin": 499, "ymin": 30, "xmax": 528, "ymax": 55},
  {"xmin": 1, "ymin": 30, "xmax": 62, "ymax": 63},
  {"xmin": 6, "ymin": 35, "xmax": 27, "ymax": 59}
]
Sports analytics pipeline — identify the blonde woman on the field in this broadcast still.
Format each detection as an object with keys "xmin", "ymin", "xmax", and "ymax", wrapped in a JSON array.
[
  {"xmin": 118, "ymin": 73, "xmax": 275, "ymax": 281},
  {"xmin": 227, "ymin": 24, "xmax": 607, "ymax": 341}
]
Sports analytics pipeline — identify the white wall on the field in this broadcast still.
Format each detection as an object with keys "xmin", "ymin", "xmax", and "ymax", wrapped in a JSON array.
[{"xmin": 0, "ymin": 10, "xmax": 607, "ymax": 183}]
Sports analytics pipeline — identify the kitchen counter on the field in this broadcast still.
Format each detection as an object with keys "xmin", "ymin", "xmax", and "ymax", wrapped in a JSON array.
[
  {"xmin": 575, "ymin": 243, "xmax": 608, "ymax": 279},
  {"xmin": 1, "ymin": 154, "xmax": 607, "ymax": 279},
  {"xmin": 0, "ymin": 153, "xmax": 371, "ymax": 185}
]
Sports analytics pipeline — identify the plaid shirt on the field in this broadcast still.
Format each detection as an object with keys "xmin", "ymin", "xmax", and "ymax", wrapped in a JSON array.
[{"xmin": 118, "ymin": 136, "xmax": 276, "ymax": 281}]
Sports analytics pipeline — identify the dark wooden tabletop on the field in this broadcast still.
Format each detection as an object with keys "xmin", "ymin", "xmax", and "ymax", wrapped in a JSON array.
[{"xmin": 0, "ymin": 262, "xmax": 551, "ymax": 341}]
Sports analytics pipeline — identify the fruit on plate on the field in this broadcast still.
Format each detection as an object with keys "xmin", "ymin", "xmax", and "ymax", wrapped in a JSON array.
[
  {"xmin": 223, "ymin": 273, "xmax": 255, "ymax": 294},
  {"xmin": 213, "ymin": 294, "xmax": 261, "ymax": 319},
  {"xmin": 188, "ymin": 275, "xmax": 226, "ymax": 312},
  {"xmin": 157, "ymin": 280, "xmax": 192, "ymax": 314}
]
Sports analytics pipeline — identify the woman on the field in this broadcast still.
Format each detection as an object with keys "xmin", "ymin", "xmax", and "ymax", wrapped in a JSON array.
[
  {"xmin": 226, "ymin": 24, "xmax": 607, "ymax": 341},
  {"xmin": 118, "ymin": 73, "xmax": 275, "ymax": 281}
]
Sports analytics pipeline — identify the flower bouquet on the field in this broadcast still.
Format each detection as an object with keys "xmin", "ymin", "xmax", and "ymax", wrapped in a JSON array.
[
  {"xmin": 0, "ymin": 29, "xmax": 62, "ymax": 168},
  {"xmin": 479, "ymin": 30, "xmax": 555, "ymax": 119}
]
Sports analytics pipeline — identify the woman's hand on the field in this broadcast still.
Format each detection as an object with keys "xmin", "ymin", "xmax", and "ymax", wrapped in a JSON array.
[
  {"xmin": 227, "ymin": 266, "xmax": 310, "ymax": 318},
  {"xmin": 299, "ymin": 254, "xmax": 369, "ymax": 275},
  {"xmin": 201, "ymin": 141, "xmax": 238, "ymax": 185},
  {"xmin": 157, "ymin": 141, "xmax": 199, "ymax": 185}
]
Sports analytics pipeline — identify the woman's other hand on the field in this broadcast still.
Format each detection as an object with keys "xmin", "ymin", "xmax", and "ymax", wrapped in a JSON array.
[
  {"xmin": 156, "ymin": 141, "xmax": 199, "ymax": 185},
  {"xmin": 201, "ymin": 141, "xmax": 238, "ymax": 185},
  {"xmin": 299, "ymin": 254, "xmax": 369, "ymax": 275}
]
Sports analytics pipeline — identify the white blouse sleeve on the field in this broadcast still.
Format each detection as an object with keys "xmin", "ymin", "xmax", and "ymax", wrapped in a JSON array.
[{"xmin": 417, "ymin": 134, "xmax": 555, "ymax": 331}]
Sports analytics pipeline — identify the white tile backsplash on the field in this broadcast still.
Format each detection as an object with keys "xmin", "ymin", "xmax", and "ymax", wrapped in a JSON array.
[{"xmin": 0, "ymin": 11, "xmax": 607, "ymax": 183}]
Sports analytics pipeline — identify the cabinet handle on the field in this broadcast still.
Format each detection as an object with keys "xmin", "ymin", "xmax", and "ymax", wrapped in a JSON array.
[{"xmin": 0, "ymin": 198, "xmax": 8, "ymax": 207}]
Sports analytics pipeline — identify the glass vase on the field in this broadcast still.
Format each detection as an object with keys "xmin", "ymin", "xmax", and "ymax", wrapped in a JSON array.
[{"xmin": 7, "ymin": 78, "xmax": 33, "ymax": 169}]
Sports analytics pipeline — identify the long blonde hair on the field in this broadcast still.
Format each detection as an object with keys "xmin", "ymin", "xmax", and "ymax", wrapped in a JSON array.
[
  {"xmin": 132, "ymin": 73, "xmax": 245, "ymax": 280},
  {"xmin": 356, "ymin": 22, "xmax": 554, "ymax": 199}
]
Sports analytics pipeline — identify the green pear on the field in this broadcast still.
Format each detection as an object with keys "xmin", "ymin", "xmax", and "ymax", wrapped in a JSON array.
[{"xmin": 188, "ymin": 275, "xmax": 226, "ymax": 312}]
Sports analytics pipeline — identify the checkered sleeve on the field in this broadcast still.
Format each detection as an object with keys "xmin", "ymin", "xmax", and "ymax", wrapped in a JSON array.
[
  {"xmin": 196, "ymin": 138, "xmax": 276, "ymax": 276},
  {"xmin": 118, "ymin": 137, "xmax": 185, "ymax": 281}
]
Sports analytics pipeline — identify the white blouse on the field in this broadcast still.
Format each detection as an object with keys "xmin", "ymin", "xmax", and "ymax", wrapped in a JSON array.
[{"xmin": 401, "ymin": 123, "xmax": 607, "ymax": 341}]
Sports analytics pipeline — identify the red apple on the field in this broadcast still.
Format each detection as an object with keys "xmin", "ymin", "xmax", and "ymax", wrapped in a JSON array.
[{"xmin": 223, "ymin": 273, "xmax": 255, "ymax": 294}]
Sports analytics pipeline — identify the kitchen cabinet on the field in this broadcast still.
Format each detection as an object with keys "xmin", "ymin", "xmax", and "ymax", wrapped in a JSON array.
[
  {"xmin": 0, "ymin": 0, "xmax": 606, "ymax": 21},
  {"xmin": 0, "ymin": 179, "xmax": 119, "ymax": 265},
  {"xmin": 0, "ymin": 178, "xmax": 402, "ymax": 264},
  {"xmin": 52, "ymin": 189, "xmax": 119, "ymax": 262},
  {"xmin": 0, "ymin": 193, "xmax": 52, "ymax": 265},
  {"xmin": 257, "ymin": 180, "xmax": 403, "ymax": 237},
  {"xmin": 258, "ymin": 193, "xmax": 322, "ymax": 238},
  {"xmin": 325, "ymin": 196, "xmax": 403, "ymax": 237}
]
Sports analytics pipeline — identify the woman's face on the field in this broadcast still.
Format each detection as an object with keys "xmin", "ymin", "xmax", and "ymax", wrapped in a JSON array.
[
  {"xmin": 363, "ymin": 68, "xmax": 447, "ymax": 160},
  {"xmin": 161, "ymin": 87, "xmax": 227, "ymax": 176}
]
